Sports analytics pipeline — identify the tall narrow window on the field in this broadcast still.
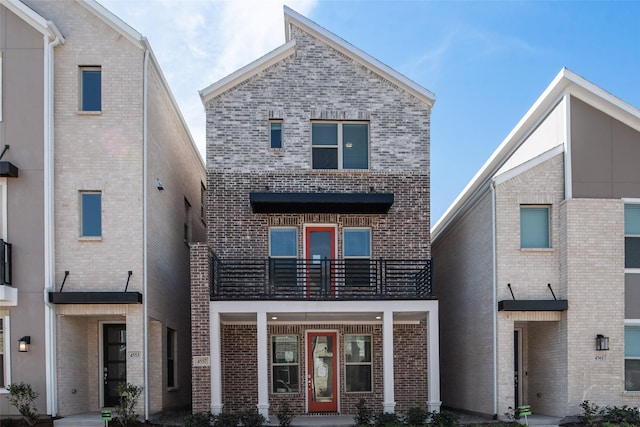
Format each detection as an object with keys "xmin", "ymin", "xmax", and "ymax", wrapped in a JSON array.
[
  {"xmin": 167, "ymin": 328, "xmax": 177, "ymax": 388},
  {"xmin": 184, "ymin": 198, "xmax": 192, "ymax": 242},
  {"xmin": 200, "ymin": 182, "xmax": 206, "ymax": 222},
  {"xmin": 0, "ymin": 317, "xmax": 5, "ymax": 388},
  {"xmin": 81, "ymin": 192, "xmax": 102, "ymax": 237},
  {"xmin": 312, "ymin": 122, "xmax": 369, "ymax": 170},
  {"xmin": 80, "ymin": 66, "xmax": 101, "ymax": 112},
  {"xmin": 625, "ymin": 325, "xmax": 640, "ymax": 391},
  {"xmin": 520, "ymin": 206, "xmax": 550, "ymax": 248},
  {"xmin": 269, "ymin": 228, "xmax": 297, "ymax": 290},
  {"xmin": 625, "ymin": 204, "xmax": 640, "ymax": 268},
  {"xmin": 270, "ymin": 121, "xmax": 283, "ymax": 149},
  {"xmin": 272, "ymin": 335, "xmax": 299, "ymax": 393},
  {"xmin": 345, "ymin": 335, "xmax": 372, "ymax": 392},
  {"xmin": 344, "ymin": 228, "xmax": 371, "ymax": 287}
]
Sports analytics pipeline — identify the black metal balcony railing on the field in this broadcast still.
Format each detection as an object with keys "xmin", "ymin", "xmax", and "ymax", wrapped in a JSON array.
[
  {"xmin": 0, "ymin": 239, "xmax": 12, "ymax": 286},
  {"xmin": 211, "ymin": 255, "xmax": 432, "ymax": 300}
]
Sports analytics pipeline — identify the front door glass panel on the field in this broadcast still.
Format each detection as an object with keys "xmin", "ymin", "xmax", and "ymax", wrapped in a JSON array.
[
  {"xmin": 308, "ymin": 332, "xmax": 337, "ymax": 412},
  {"xmin": 103, "ymin": 324, "xmax": 126, "ymax": 407},
  {"xmin": 306, "ymin": 228, "xmax": 335, "ymax": 297}
]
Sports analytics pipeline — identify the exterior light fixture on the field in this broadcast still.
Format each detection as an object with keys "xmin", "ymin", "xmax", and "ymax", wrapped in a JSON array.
[
  {"xmin": 596, "ymin": 334, "xmax": 609, "ymax": 351},
  {"xmin": 18, "ymin": 336, "xmax": 30, "ymax": 352},
  {"xmin": 271, "ymin": 316, "xmax": 278, "ymax": 320}
]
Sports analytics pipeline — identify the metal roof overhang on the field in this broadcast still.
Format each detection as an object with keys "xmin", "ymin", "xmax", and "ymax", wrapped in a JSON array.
[
  {"xmin": 0, "ymin": 161, "xmax": 19, "ymax": 178},
  {"xmin": 48, "ymin": 291, "xmax": 142, "ymax": 304},
  {"xmin": 498, "ymin": 299, "xmax": 568, "ymax": 311},
  {"xmin": 249, "ymin": 192, "xmax": 394, "ymax": 214}
]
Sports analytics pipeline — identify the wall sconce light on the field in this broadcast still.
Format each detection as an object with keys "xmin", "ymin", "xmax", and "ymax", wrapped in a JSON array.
[
  {"xmin": 596, "ymin": 334, "xmax": 609, "ymax": 351},
  {"xmin": 18, "ymin": 336, "xmax": 30, "ymax": 352},
  {"xmin": 156, "ymin": 178, "xmax": 164, "ymax": 191}
]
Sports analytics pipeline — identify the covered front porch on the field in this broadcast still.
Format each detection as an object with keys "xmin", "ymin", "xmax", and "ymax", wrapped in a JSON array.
[{"xmin": 207, "ymin": 300, "xmax": 440, "ymax": 420}]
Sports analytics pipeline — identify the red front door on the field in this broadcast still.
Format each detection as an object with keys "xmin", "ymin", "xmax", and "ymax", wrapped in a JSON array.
[
  {"xmin": 307, "ymin": 332, "xmax": 338, "ymax": 412},
  {"xmin": 305, "ymin": 227, "xmax": 335, "ymax": 298}
]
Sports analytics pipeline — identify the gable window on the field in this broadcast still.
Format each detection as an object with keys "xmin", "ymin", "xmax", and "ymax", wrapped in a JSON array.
[
  {"xmin": 80, "ymin": 66, "xmax": 101, "ymax": 112},
  {"xmin": 345, "ymin": 335, "xmax": 372, "ymax": 392},
  {"xmin": 625, "ymin": 325, "xmax": 640, "ymax": 391},
  {"xmin": 344, "ymin": 228, "xmax": 371, "ymax": 287},
  {"xmin": 81, "ymin": 192, "xmax": 102, "ymax": 237},
  {"xmin": 625, "ymin": 204, "xmax": 640, "ymax": 268},
  {"xmin": 312, "ymin": 122, "xmax": 369, "ymax": 170},
  {"xmin": 167, "ymin": 328, "xmax": 177, "ymax": 389},
  {"xmin": 272, "ymin": 335, "xmax": 299, "ymax": 393},
  {"xmin": 520, "ymin": 206, "xmax": 550, "ymax": 249},
  {"xmin": 269, "ymin": 228, "xmax": 297, "ymax": 289},
  {"xmin": 270, "ymin": 121, "xmax": 283, "ymax": 150}
]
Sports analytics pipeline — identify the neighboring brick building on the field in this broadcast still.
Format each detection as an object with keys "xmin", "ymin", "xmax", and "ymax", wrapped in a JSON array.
[
  {"xmin": 191, "ymin": 7, "xmax": 440, "ymax": 420},
  {"xmin": 0, "ymin": 0, "xmax": 205, "ymax": 420},
  {"xmin": 432, "ymin": 69, "xmax": 640, "ymax": 418}
]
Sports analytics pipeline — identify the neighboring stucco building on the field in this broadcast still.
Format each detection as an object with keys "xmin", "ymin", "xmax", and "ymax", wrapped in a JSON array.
[
  {"xmin": 432, "ymin": 68, "xmax": 640, "ymax": 418},
  {"xmin": 0, "ymin": 0, "xmax": 205, "ymax": 420},
  {"xmin": 190, "ymin": 7, "xmax": 439, "ymax": 420}
]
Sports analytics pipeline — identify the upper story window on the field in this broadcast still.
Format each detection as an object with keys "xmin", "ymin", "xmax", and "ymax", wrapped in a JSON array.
[
  {"xmin": 80, "ymin": 191, "xmax": 102, "ymax": 237},
  {"xmin": 312, "ymin": 122, "xmax": 369, "ymax": 170},
  {"xmin": 270, "ymin": 120, "xmax": 283, "ymax": 150},
  {"xmin": 184, "ymin": 198, "xmax": 192, "ymax": 242},
  {"xmin": 625, "ymin": 204, "xmax": 640, "ymax": 268},
  {"xmin": 344, "ymin": 228, "xmax": 371, "ymax": 286},
  {"xmin": 269, "ymin": 228, "xmax": 297, "ymax": 288},
  {"xmin": 520, "ymin": 205, "xmax": 550, "ymax": 249},
  {"xmin": 200, "ymin": 182, "xmax": 206, "ymax": 223},
  {"xmin": 80, "ymin": 66, "xmax": 101, "ymax": 112}
]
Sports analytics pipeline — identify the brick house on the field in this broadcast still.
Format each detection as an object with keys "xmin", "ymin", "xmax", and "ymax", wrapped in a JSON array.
[
  {"xmin": 190, "ymin": 7, "xmax": 439, "ymax": 420},
  {"xmin": 432, "ymin": 68, "xmax": 640, "ymax": 418},
  {"xmin": 0, "ymin": 0, "xmax": 205, "ymax": 420}
]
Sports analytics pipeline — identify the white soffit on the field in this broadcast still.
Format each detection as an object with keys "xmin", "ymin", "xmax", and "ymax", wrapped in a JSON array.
[{"xmin": 1, "ymin": 0, "xmax": 63, "ymax": 41}]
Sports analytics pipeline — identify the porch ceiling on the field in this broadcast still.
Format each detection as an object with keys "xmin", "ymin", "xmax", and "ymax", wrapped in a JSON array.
[{"xmin": 219, "ymin": 310, "xmax": 427, "ymax": 323}]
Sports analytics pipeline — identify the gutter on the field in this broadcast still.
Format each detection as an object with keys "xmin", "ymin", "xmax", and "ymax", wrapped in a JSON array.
[
  {"xmin": 142, "ymin": 41, "xmax": 150, "ymax": 421},
  {"xmin": 491, "ymin": 180, "xmax": 498, "ymax": 418},
  {"xmin": 43, "ymin": 26, "xmax": 64, "ymax": 417}
]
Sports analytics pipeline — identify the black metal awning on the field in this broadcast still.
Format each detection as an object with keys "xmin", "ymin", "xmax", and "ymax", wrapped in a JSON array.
[
  {"xmin": 0, "ymin": 161, "xmax": 19, "ymax": 178},
  {"xmin": 498, "ymin": 300, "xmax": 568, "ymax": 311},
  {"xmin": 48, "ymin": 291, "xmax": 142, "ymax": 304},
  {"xmin": 249, "ymin": 192, "xmax": 394, "ymax": 214}
]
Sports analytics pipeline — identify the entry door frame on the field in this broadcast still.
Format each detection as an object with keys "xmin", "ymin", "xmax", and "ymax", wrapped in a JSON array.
[
  {"xmin": 306, "ymin": 330, "xmax": 339, "ymax": 413},
  {"xmin": 303, "ymin": 225, "xmax": 337, "ymax": 298},
  {"xmin": 99, "ymin": 321, "xmax": 127, "ymax": 408},
  {"xmin": 514, "ymin": 327, "xmax": 524, "ymax": 408}
]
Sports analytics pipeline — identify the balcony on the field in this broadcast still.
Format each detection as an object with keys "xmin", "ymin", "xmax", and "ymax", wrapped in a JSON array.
[{"xmin": 211, "ymin": 256, "xmax": 432, "ymax": 301}]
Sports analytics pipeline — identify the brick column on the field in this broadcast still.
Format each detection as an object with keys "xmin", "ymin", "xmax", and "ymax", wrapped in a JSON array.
[{"xmin": 190, "ymin": 243, "xmax": 212, "ymax": 413}]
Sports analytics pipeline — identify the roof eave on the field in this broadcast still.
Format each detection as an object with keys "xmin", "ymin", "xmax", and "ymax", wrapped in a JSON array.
[
  {"xmin": 199, "ymin": 40, "xmax": 297, "ymax": 105},
  {"xmin": 1, "ymin": 0, "xmax": 63, "ymax": 41},
  {"xmin": 76, "ymin": 0, "xmax": 144, "ymax": 49},
  {"xmin": 283, "ymin": 6, "xmax": 435, "ymax": 107}
]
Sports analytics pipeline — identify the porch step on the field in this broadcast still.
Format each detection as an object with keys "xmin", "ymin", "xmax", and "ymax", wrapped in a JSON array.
[
  {"xmin": 270, "ymin": 415, "xmax": 355, "ymax": 426},
  {"xmin": 53, "ymin": 413, "xmax": 108, "ymax": 427}
]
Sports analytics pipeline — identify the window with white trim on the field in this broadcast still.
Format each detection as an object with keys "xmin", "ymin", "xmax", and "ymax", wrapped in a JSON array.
[
  {"xmin": 345, "ymin": 335, "xmax": 372, "ymax": 392},
  {"xmin": 343, "ymin": 228, "xmax": 371, "ymax": 286},
  {"xmin": 312, "ymin": 122, "xmax": 369, "ymax": 170},
  {"xmin": 272, "ymin": 335, "xmax": 299, "ymax": 393},
  {"xmin": 269, "ymin": 228, "xmax": 297, "ymax": 288},
  {"xmin": 520, "ymin": 206, "xmax": 550, "ymax": 248},
  {"xmin": 625, "ymin": 325, "xmax": 640, "ymax": 391},
  {"xmin": 625, "ymin": 204, "xmax": 640, "ymax": 268},
  {"xmin": 79, "ymin": 66, "xmax": 101, "ymax": 112}
]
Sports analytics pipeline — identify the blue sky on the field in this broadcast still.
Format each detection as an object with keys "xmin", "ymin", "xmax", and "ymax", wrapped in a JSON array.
[{"xmin": 99, "ymin": 0, "xmax": 640, "ymax": 223}]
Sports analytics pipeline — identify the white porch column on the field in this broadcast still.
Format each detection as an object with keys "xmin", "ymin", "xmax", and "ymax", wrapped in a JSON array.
[
  {"xmin": 382, "ymin": 310, "xmax": 395, "ymax": 413},
  {"xmin": 256, "ymin": 311, "xmax": 270, "ymax": 420},
  {"xmin": 211, "ymin": 309, "xmax": 223, "ymax": 414},
  {"xmin": 427, "ymin": 307, "xmax": 442, "ymax": 412}
]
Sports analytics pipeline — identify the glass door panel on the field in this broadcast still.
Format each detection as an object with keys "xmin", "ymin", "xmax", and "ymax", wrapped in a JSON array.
[
  {"xmin": 306, "ymin": 227, "xmax": 335, "ymax": 297},
  {"xmin": 307, "ymin": 332, "xmax": 337, "ymax": 412}
]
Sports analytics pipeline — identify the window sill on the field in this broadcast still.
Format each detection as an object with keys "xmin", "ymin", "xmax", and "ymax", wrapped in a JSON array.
[
  {"xmin": 625, "ymin": 269, "xmax": 640, "ymax": 274},
  {"xmin": 520, "ymin": 248, "xmax": 553, "ymax": 252},
  {"xmin": 167, "ymin": 386, "xmax": 179, "ymax": 392},
  {"xmin": 77, "ymin": 110, "xmax": 102, "ymax": 116},
  {"xmin": 345, "ymin": 391, "xmax": 373, "ymax": 394},
  {"xmin": 0, "ymin": 388, "xmax": 8, "ymax": 394},
  {"xmin": 79, "ymin": 236, "xmax": 102, "ymax": 242}
]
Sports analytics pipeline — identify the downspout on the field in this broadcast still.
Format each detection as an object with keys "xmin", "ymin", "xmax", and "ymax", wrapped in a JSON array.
[
  {"xmin": 491, "ymin": 180, "xmax": 498, "ymax": 418},
  {"xmin": 43, "ymin": 25, "xmax": 63, "ymax": 417},
  {"xmin": 142, "ymin": 42, "xmax": 150, "ymax": 421}
]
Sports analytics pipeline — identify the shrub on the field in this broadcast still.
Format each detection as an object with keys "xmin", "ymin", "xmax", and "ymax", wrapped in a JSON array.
[
  {"xmin": 374, "ymin": 411, "xmax": 402, "ymax": 426},
  {"xmin": 428, "ymin": 410, "xmax": 459, "ymax": 427},
  {"xmin": 405, "ymin": 407, "xmax": 429, "ymax": 426},
  {"xmin": 355, "ymin": 398, "xmax": 373, "ymax": 426},
  {"xmin": 115, "ymin": 382, "xmax": 143, "ymax": 426},
  {"xmin": 239, "ymin": 409, "xmax": 266, "ymax": 427},
  {"xmin": 214, "ymin": 412, "xmax": 239, "ymax": 427},
  {"xmin": 6, "ymin": 382, "xmax": 39, "ymax": 426},
  {"xmin": 578, "ymin": 400, "xmax": 601, "ymax": 427},
  {"xmin": 276, "ymin": 401, "xmax": 295, "ymax": 427},
  {"xmin": 601, "ymin": 405, "xmax": 640, "ymax": 425},
  {"xmin": 183, "ymin": 411, "xmax": 216, "ymax": 427}
]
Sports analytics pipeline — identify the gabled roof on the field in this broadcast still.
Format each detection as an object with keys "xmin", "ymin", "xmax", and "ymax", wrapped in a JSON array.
[
  {"xmin": 0, "ymin": 0, "xmax": 64, "ymax": 42},
  {"xmin": 431, "ymin": 67, "xmax": 640, "ymax": 240},
  {"xmin": 200, "ymin": 6, "xmax": 435, "ymax": 106}
]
